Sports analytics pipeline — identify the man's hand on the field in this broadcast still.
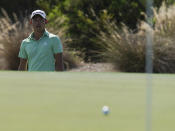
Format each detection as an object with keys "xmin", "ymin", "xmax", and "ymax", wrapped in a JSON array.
[
  {"xmin": 54, "ymin": 53, "xmax": 64, "ymax": 71},
  {"xmin": 18, "ymin": 58, "xmax": 27, "ymax": 71}
]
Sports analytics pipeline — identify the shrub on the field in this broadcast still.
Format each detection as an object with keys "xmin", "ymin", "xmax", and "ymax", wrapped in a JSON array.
[
  {"xmin": 0, "ymin": 9, "xmax": 31, "ymax": 70},
  {"xmin": 95, "ymin": 3, "xmax": 175, "ymax": 73},
  {"xmin": 152, "ymin": 3, "xmax": 175, "ymax": 73},
  {"xmin": 95, "ymin": 20, "xmax": 146, "ymax": 72}
]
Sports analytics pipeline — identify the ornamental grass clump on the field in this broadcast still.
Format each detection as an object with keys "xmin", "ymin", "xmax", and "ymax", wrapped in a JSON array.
[{"xmin": 96, "ymin": 3, "xmax": 175, "ymax": 73}]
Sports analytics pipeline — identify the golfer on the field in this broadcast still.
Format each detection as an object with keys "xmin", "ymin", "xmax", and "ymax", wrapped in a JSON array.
[{"xmin": 18, "ymin": 10, "xmax": 64, "ymax": 71}]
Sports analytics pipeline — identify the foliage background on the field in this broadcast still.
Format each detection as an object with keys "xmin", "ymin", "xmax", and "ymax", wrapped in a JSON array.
[
  {"xmin": 35, "ymin": 0, "xmax": 175, "ymax": 61},
  {"xmin": 0, "ymin": 0, "xmax": 175, "ymax": 72}
]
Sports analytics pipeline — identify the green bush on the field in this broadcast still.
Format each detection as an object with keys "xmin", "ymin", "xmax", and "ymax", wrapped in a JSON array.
[{"xmin": 0, "ymin": 0, "xmax": 38, "ymax": 17}]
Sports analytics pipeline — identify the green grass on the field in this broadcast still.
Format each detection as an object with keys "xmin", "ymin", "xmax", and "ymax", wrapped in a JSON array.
[{"xmin": 0, "ymin": 72, "xmax": 175, "ymax": 131}]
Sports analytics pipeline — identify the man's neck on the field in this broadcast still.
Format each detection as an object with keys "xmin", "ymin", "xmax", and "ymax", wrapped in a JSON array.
[{"xmin": 33, "ymin": 30, "xmax": 45, "ymax": 40}]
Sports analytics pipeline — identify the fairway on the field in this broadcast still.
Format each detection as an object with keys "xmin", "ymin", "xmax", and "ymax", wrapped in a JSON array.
[{"xmin": 0, "ymin": 72, "xmax": 175, "ymax": 131}]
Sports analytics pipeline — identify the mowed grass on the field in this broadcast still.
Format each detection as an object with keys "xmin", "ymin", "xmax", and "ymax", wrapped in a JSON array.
[{"xmin": 0, "ymin": 72, "xmax": 175, "ymax": 131}]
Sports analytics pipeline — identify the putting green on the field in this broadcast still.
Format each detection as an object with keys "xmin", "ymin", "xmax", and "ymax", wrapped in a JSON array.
[{"xmin": 0, "ymin": 72, "xmax": 174, "ymax": 131}]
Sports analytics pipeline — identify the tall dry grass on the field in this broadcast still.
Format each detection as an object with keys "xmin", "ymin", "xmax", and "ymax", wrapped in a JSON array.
[
  {"xmin": 0, "ymin": 9, "xmax": 31, "ymax": 70},
  {"xmin": 0, "ymin": 9, "xmax": 81, "ymax": 70},
  {"xmin": 152, "ymin": 3, "xmax": 175, "ymax": 72},
  {"xmin": 95, "ymin": 3, "xmax": 175, "ymax": 73}
]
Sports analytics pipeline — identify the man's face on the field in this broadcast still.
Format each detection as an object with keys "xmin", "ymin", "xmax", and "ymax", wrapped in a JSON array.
[{"xmin": 31, "ymin": 15, "xmax": 46, "ymax": 33}]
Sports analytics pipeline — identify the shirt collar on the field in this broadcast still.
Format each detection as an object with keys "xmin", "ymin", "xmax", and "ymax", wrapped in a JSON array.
[{"xmin": 29, "ymin": 29, "xmax": 49, "ymax": 40}]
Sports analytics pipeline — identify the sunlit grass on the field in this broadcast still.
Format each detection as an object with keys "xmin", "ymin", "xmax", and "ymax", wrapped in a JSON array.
[{"xmin": 0, "ymin": 71, "xmax": 174, "ymax": 131}]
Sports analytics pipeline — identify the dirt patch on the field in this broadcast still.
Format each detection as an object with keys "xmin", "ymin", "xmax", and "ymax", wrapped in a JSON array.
[{"xmin": 69, "ymin": 63, "xmax": 116, "ymax": 72}]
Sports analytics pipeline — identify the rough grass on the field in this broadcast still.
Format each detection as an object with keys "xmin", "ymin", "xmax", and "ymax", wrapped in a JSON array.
[{"xmin": 0, "ymin": 71, "xmax": 175, "ymax": 131}]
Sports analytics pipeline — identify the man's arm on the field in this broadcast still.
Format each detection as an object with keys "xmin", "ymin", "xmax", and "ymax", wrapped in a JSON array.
[
  {"xmin": 18, "ymin": 58, "xmax": 27, "ymax": 71},
  {"xmin": 54, "ymin": 53, "xmax": 64, "ymax": 71}
]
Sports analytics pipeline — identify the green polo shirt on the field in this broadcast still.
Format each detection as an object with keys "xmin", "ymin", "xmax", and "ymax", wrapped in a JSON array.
[{"xmin": 18, "ymin": 30, "xmax": 63, "ymax": 71}]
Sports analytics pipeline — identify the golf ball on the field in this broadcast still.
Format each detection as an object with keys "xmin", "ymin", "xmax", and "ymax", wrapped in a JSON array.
[{"xmin": 102, "ymin": 106, "xmax": 110, "ymax": 115}]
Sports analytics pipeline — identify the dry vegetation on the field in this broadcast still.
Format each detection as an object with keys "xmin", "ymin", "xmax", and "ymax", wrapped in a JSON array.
[
  {"xmin": 0, "ymin": 9, "xmax": 31, "ymax": 70},
  {"xmin": 1, "ymin": 2, "xmax": 175, "ymax": 72},
  {"xmin": 95, "ymin": 3, "xmax": 175, "ymax": 73}
]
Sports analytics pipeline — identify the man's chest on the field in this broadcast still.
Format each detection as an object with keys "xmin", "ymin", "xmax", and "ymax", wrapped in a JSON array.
[{"xmin": 25, "ymin": 40, "xmax": 52, "ymax": 58}]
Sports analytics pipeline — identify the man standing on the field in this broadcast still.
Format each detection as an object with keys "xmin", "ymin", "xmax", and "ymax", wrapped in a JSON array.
[{"xmin": 18, "ymin": 10, "xmax": 64, "ymax": 71}]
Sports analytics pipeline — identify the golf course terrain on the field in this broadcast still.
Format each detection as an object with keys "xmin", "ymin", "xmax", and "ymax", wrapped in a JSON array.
[{"xmin": 0, "ymin": 71, "xmax": 174, "ymax": 131}]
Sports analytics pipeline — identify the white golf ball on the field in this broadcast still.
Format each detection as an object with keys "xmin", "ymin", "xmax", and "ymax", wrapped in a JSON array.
[{"xmin": 102, "ymin": 106, "xmax": 110, "ymax": 115}]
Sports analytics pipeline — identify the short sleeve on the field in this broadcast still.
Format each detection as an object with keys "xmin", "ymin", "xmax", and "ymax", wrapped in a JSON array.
[
  {"xmin": 52, "ymin": 36, "xmax": 63, "ymax": 54},
  {"xmin": 18, "ymin": 41, "xmax": 27, "ymax": 59}
]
